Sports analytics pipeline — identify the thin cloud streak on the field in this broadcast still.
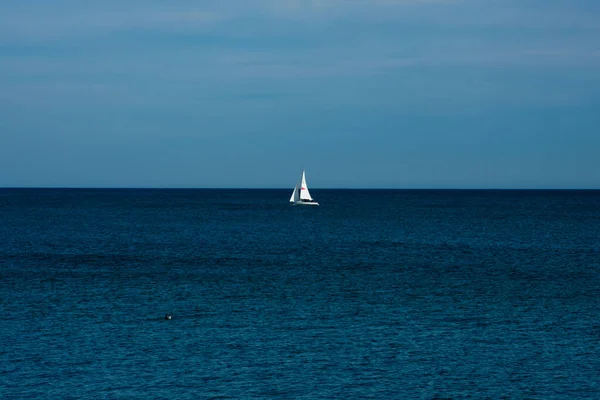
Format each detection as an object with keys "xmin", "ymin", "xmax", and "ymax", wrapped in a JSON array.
[
  {"xmin": 0, "ymin": 0, "xmax": 535, "ymax": 44},
  {"xmin": 0, "ymin": 7, "xmax": 220, "ymax": 43}
]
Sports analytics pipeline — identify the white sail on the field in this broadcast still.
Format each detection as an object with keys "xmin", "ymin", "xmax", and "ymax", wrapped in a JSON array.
[
  {"xmin": 289, "ymin": 182, "xmax": 300, "ymax": 203},
  {"xmin": 299, "ymin": 170, "xmax": 313, "ymax": 201}
]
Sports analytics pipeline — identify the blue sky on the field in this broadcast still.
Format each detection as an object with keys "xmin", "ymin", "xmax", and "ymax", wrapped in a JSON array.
[{"xmin": 1, "ymin": 0, "xmax": 599, "ymax": 188}]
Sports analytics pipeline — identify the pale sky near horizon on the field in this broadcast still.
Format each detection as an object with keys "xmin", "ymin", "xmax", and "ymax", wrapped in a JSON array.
[{"xmin": 1, "ymin": 0, "xmax": 599, "ymax": 188}]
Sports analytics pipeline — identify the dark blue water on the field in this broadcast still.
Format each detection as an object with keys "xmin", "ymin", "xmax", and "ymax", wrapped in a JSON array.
[{"xmin": 1, "ymin": 189, "xmax": 599, "ymax": 399}]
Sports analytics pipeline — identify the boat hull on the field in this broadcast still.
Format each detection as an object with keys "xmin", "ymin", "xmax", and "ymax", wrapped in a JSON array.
[{"xmin": 291, "ymin": 201, "xmax": 319, "ymax": 206}]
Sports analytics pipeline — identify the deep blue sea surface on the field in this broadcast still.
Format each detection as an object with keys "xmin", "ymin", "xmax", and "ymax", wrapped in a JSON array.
[{"xmin": 1, "ymin": 189, "xmax": 599, "ymax": 399}]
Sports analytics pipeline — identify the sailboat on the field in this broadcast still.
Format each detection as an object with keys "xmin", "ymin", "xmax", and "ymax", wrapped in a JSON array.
[{"xmin": 290, "ymin": 169, "xmax": 319, "ymax": 206}]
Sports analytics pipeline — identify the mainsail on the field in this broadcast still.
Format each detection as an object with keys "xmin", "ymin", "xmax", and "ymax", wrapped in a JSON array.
[{"xmin": 299, "ymin": 170, "xmax": 313, "ymax": 201}]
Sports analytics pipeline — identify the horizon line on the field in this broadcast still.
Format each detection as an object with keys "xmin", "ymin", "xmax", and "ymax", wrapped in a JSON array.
[{"xmin": 1, "ymin": 187, "xmax": 599, "ymax": 191}]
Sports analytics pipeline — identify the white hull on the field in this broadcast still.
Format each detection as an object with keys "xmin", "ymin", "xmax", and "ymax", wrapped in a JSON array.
[{"xmin": 291, "ymin": 201, "xmax": 319, "ymax": 206}]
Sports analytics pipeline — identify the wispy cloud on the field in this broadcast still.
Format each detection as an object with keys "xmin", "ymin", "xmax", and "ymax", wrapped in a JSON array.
[
  {"xmin": 1, "ymin": 0, "xmax": 599, "ymax": 111},
  {"xmin": 0, "ymin": 2, "xmax": 223, "ymax": 43},
  {"xmin": 0, "ymin": 0, "xmax": 465, "ymax": 43}
]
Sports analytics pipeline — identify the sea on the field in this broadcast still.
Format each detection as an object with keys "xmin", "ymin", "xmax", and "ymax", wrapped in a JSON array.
[{"xmin": 1, "ymin": 189, "xmax": 599, "ymax": 399}]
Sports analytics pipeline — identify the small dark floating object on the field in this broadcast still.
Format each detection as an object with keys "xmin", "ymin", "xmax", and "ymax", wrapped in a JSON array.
[{"xmin": 165, "ymin": 314, "xmax": 172, "ymax": 320}]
